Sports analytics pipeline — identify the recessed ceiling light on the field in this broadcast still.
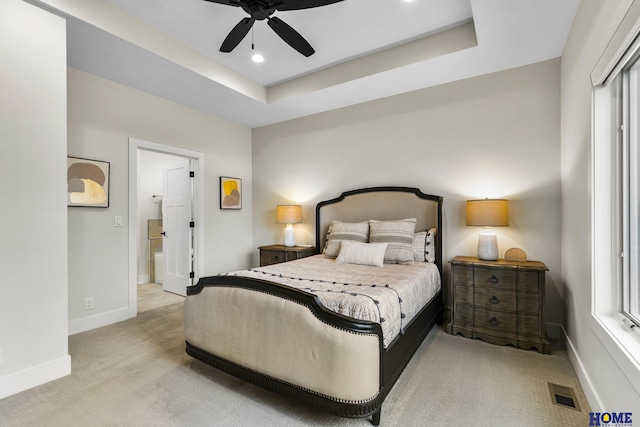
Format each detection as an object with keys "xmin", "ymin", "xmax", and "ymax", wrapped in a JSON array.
[{"xmin": 251, "ymin": 53, "xmax": 264, "ymax": 63}]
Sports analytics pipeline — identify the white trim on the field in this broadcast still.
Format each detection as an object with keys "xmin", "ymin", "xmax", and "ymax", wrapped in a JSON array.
[
  {"xmin": 591, "ymin": 0, "xmax": 640, "ymax": 86},
  {"xmin": 68, "ymin": 307, "xmax": 130, "ymax": 335},
  {"xmin": 0, "ymin": 355, "xmax": 71, "ymax": 400},
  {"xmin": 137, "ymin": 274, "xmax": 150, "ymax": 285},
  {"xmin": 562, "ymin": 325, "xmax": 604, "ymax": 411},
  {"xmin": 590, "ymin": 313, "xmax": 640, "ymax": 396},
  {"xmin": 128, "ymin": 138, "xmax": 205, "ymax": 318}
]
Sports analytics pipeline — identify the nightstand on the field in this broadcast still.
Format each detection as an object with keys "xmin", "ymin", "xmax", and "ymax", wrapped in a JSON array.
[
  {"xmin": 448, "ymin": 256, "xmax": 550, "ymax": 354},
  {"xmin": 258, "ymin": 245, "xmax": 316, "ymax": 267}
]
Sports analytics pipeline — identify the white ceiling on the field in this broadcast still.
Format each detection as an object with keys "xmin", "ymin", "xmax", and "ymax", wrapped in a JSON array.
[{"xmin": 32, "ymin": 0, "xmax": 580, "ymax": 128}]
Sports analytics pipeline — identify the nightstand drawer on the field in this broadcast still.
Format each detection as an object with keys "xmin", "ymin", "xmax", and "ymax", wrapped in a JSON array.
[
  {"xmin": 518, "ymin": 271, "xmax": 541, "ymax": 292},
  {"xmin": 474, "ymin": 288, "xmax": 516, "ymax": 311},
  {"xmin": 455, "ymin": 285, "xmax": 474, "ymax": 305},
  {"xmin": 259, "ymin": 245, "xmax": 316, "ymax": 267},
  {"xmin": 474, "ymin": 308, "xmax": 516, "ymax": 334},
  {"xmin": 474, "ymin": 267, "xmax": 516, "ymax": 290},
  {"xmin": 453, "ymin": 304, "xmax": 474, "ymax": 327},
  {"xmin": 263, "ymin": 250, "xmax": 287, "ymax": 265},
  {"xmin": 517, "ymin": 292, "xmax": 539, "ymax": 315},
  {"xmin": 518, "ymin": 313, "xmax": 541, "ymax": 337},
  {"xmin": 454, "ymin": 265, "xmax": 473, "ymax": 285}
]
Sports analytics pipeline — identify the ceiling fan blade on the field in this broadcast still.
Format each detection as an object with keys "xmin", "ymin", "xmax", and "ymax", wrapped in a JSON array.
[
  {"xmin": 267, "ymin": 16, "xmax": 315, "ymax": 57},
  {"xmin": 276, "ymin": 0, "xmax": 343, "ymax": 11},
  {"xmin": 201, "ymin": 0, "xmax": 241, "ymax": 6},
  {"xmin": 220, "ymin": 17, "xmax": 255, "ymax": 53}
]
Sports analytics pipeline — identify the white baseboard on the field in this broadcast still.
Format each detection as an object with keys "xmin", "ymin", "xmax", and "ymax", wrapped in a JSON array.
[
  {"xmin": 68, "ymin": 307, "xmax": 132, "ymax": 335},
  {"xmin": 0, "ymin": 354, "xmax": 71, "ymax": 399},
  {"xmin": 561, "ymin": 325, "xmax": 603, "ymax": 411},
  {"xmin": 137, "ymin": 274, "xmax": 149, "ymax": 284}
]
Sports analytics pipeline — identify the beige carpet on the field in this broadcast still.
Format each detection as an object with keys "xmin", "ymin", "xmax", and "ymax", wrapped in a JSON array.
[{"xmin": 0, "ymin": 300, "xmax": 591, "ymax": 426}]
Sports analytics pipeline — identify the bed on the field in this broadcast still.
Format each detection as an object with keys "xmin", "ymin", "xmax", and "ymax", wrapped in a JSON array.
[{"xmin": 184, "ymin": 187, "xmax": 443, "ymax": 425}]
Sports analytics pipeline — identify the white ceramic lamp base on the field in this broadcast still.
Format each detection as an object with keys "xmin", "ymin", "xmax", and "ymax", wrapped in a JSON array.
[
  {"xmin": 477, "ymin": 233, "xmax": 498, "ymax": 261},
  {"xmin": 283, "ymin": 225, "xmax": 296, "ymax": 247}
]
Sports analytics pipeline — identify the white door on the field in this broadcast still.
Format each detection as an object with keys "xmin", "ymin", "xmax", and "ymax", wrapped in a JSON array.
[{"xmin": 162, "ymin": 161, "xmax": 192, "ymax": 296}]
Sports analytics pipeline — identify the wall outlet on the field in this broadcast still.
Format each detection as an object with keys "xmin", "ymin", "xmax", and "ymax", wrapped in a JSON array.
[{"xmin": 84, "ymin": 297, "xmax": 94, "ymax": 311}]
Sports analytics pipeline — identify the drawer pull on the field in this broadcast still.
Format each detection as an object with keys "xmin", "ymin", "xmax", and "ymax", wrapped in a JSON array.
[
  {"xmin": 489, "ymin": 295, "xmax": 500, "ymax": 304},
  {"xmin": 490, "ymin": 317, "xmax": 500, "ymax": 326},
  {"xmin": 489, "ymin": 275, "xmax": 499, "ymax": 283}
]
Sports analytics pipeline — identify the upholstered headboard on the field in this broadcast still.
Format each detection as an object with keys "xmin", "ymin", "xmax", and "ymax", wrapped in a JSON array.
[{"xmin": 315, "ymin": 187, "xmax": 443, "ymax": 272}]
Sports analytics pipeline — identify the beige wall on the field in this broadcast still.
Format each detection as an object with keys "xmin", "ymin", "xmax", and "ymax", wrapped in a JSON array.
[
  {"xmin": 67, "ymin": 68, "xmax": 253, "ymax": 332},
  {"xmin": 253, "ymin": 59, "xmax": 563, "ymax": 327},
  {"xmin": 0, "ymin": 0, "xmax": 70, "ymax": 398},
  {"xmin": 561, "ymin": 0, "xmax": 640, "ymax": 411}
]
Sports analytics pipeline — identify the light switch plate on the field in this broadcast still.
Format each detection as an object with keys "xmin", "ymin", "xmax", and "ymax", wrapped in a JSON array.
[{"xmin": 114, "ymin": 216, "xmax": 123, "ymax": 227}]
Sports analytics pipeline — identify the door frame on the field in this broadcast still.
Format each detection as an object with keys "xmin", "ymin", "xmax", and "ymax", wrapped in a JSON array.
[{"xmin": 128, "ymin": 138, "xmax": 205, "ymax": 317}]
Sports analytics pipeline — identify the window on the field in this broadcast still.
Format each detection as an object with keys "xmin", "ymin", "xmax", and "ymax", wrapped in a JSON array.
[
  {"xmin": 589, "ymin": 1, "xmax": 640, "ymax": 391},
  {"xmin": 623, "ymin": 56, "xmax": 640, "ymax": 327}
]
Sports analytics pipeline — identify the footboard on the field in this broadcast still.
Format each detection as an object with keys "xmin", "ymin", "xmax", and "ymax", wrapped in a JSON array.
[{"xmin": 184, "ymin": 275, "xmax": 385, "ymax": 419}]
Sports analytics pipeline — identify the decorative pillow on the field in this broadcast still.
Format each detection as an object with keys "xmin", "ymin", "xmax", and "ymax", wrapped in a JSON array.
[
  {"xmin": 413, "ymin": 231, "xmax": 427, "ymax": 262},
  {"xmin": 413, "ymin": 228, "xmax": 437, "ymax": 263},
  {"xmin": 336, "ymin": 241, "xmax": 388, "ymax": 267},
  {"xmin": 322, "ymin": 225, "xmax": 333, "ymax": 254},
  {"xmin": 323, "ymin": 221, "xmax": 370, "ymax": 258},
  {"xmin": 369, "ymin": 218, "xmax": 417, "ymax": 264}
]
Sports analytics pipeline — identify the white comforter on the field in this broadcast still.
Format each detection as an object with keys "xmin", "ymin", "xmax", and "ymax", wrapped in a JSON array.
[{"xmin": 229, "ymin": 255, "xmax": 441, "ymax": 347}]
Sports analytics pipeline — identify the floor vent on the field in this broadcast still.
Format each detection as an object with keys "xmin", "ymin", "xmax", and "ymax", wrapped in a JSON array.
[{"xmin": 548, "ymin": 382, "xmax": 581, "ymax": 412}]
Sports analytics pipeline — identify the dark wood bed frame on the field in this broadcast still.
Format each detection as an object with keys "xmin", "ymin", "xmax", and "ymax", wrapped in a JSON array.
[{"xmin": 185, "ymin": 187, "xmax": 444, "ymax": 425}]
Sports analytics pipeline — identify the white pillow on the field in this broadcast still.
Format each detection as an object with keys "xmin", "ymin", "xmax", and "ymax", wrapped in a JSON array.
[{"xmin": 336, "ymin": 241, "xmax": 388, "ymax": 267}]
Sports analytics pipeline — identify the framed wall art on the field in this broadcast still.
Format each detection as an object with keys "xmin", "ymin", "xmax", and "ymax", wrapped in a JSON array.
[
  {"xmin": 220, "ymin": 176, "xmax": 242, "ymax": 210},
  {"xmin": 67, "ymin": 156, "xmax": 110, "ymax": 207}
]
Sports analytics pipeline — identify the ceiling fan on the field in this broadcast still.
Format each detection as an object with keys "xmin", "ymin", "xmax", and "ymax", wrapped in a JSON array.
[{"xmin": 202, "ymin": 0, "xmax": 344, "ymax": 57}]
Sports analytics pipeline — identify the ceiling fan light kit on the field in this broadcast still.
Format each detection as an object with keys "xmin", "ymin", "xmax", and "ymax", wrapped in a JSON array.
[{"xmin": 203, "ymin": 0, "xmax": 344, "ymax": 57}]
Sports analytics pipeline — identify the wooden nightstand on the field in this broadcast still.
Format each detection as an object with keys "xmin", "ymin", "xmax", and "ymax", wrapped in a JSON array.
[
  {"xmin": 258, "ymin": 245, "xmax": 316, "ymax": 267},
  {"xmin": 448, "ymin": 256, "xmax": 550, "ymax": 354}
]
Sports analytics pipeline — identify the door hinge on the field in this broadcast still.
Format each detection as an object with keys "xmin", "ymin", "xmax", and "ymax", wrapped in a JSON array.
[
  {"xmin": 189, "ymin": 171, "xmax": 195, "ymax": 178},
  {"xmin": 189, "ymin": 221, "xmax": 195, "ymax": 228},
  {"xmin": 190, "ymin": 271, "xmax": 195, "ymax": 279}
]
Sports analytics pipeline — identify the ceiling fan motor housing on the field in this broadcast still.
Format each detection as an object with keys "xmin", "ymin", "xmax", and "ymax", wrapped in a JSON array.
[{"xmin": 242, "ymin": 1, "xmax": 276, "ymax": 20}]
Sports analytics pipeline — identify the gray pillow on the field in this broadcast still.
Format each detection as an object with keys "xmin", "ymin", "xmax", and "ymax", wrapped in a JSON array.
[
  {"xmin": 369, "ymin": 218, "xmax": 417, "ymax": 264},
  {"xmin": 323, "ymin": 221, "xmax": 369, "ymax": 258}
]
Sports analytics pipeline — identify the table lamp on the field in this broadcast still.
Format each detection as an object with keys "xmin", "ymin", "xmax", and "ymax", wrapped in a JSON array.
[
  {"xmin": 466, "ymin": 199, "xmax": 509, "ymax": 261},
  {"xmin": 276, "ymin": 205, "xmax": 302, "ymax": 247}
]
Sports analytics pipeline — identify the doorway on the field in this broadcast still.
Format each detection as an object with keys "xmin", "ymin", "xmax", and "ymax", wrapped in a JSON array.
[{"xmin": 128, "ymin": 138, "xmax": 204, "ymax": 317}]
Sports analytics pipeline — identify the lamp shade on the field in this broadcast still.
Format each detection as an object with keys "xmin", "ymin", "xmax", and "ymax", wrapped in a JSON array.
[
  {"xmin": 276, "ymin": 205, "xmax": 302, "ymax": 224},
  {"xmin": 466, "ymin": 199, "xmax": 509, "ymax": 227}
]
